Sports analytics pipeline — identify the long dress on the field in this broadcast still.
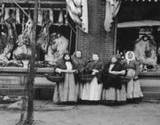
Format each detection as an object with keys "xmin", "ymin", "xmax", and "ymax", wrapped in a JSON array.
[
  {"xmin": 71, "ymin": 55, "xmax": 86, "ymax": 100},
  {"xmin": 125, "ymin": 60, "xmax": 143, "ymax": 101},
  {"xmin": 102, "ymin": 61, "xmax": 127, "ymax": 104},
  {"xmin": 53, "ymin": 59, "xmax": 77, "ymax": 103},
  {"xmin": 81, "ymin": 60, "xmax": 103, "ymax": 101}
]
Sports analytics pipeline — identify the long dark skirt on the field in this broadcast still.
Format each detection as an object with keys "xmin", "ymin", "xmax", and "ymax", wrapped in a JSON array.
[{"xmin": 102, "ymin": 74, "xmax": 127, "ymax": 103}]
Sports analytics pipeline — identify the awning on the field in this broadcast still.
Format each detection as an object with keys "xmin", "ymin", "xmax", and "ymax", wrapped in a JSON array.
[{"xmin": 118, "ymin": 20, "xmax": 160, "ymax": 28}]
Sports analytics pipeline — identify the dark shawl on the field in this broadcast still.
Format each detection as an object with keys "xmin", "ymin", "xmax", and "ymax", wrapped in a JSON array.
[
  {"xmin": 102, "ymin": 61, "xmax": 126, "ymax": 89},
  {"xmin": 71, "ymin": 55, "xmax": 86, "ymax": 72},
  {"xmin": 46, "ymin": 58, "xmax": 75, "ymax": 82},
  {"xmin": 85, "ymin": 60, "xmax": 104, "ymax": 83},
  {"xmin": 54, "ymin": 58, "xmax": 77, "ymax": 82}
]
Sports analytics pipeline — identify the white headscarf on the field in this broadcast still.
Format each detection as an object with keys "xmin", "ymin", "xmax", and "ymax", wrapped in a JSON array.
[{"xmin": 125, "ymin": 51, "xmax": 135, "ymax": 64}]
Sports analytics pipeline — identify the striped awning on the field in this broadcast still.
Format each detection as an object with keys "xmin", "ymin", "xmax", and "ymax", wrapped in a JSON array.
[{"xmin": 125, "ymin": 0, "xmax": 160, "ymax": 2}]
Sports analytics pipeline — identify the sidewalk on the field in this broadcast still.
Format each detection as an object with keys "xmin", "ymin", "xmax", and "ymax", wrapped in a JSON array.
[{"xmin": 0, "ymin": 101, "xmax": 160, "ymax": 125}]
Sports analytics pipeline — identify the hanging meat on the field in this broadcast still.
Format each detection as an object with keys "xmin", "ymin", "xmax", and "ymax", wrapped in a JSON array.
[
  {"xmin": 13, "ymin": 18, "xmax": 33, "ymax": 61},
  {"xmin": 58, "ymin": 10, "xmax": 63, "ymax": 25},
  {"xmin": 0, "ymin": 9, "xmax": 17, "ymax": 63},
  {"xmin": 37, "ymin": 10, "xmax": 52, "ymax": 61},
  {"xmin": 134, "ymin": 28, "xmax": 157, "ymax": 67},
  {"xmin": 38, "ymin": 10, "xmax": 43, "ymax": 26},
  {"xmin": 45, "ymin": 34, "xmax": 69, "ymax": 64},
  {"xmin": 49, "ymin": 9, "xmax": 54, "ymax": 23}
]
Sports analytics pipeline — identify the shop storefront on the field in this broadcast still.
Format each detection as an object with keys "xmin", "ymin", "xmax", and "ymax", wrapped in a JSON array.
[
  {"xmin": 0, "ymin": 0, "xmax": 78, "ymax": 99},
  {"xmin": 0, "ymin": 0, "xmax": 160, "ymax": 100},
  {"xmin": 115, "ymin": 0, "xmax": 160, "ymax": 100}
]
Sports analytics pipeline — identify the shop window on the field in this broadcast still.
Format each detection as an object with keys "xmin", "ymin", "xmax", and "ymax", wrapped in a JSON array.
[
  {"xmin": 116, "ymin": 1, "xmax": 160, "ymax": 72},
  {"xmin": 0, "ymin": 5, "xmax": 76, "ymax": 67}
]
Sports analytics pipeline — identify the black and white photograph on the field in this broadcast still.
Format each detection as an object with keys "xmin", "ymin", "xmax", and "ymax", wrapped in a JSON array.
[{"xmin": 0, "ymin": 0, "xmax": 160, "ymax": 125}]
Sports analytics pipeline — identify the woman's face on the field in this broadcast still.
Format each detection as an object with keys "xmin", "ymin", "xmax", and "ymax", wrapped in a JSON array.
[
  {"xmin": 64, "ymin": 54, "xmax": 70, "ymax": 61},
  {"xmin": 76, "ymin": 51, "xmax": 82, "ymax": 58},
  {"xmin": 111, "ymin": 57, "xmax": 117, "ymax": 63},
  {"xmin": 92, "ymin": 54, "xmax": 99, "ymax": 61},
  {"xmin": 143, "ymin": 36, "xmax": 149, "ymax": 42},
  {"xmin": 128, "ymin": 52, "xmax": 134, "ymax": 60}
]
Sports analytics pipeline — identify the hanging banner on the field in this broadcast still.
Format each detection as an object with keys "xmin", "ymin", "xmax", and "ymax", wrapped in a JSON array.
[
  {"xmin": 66, "ymin": 0, "xmax": 88, "ymax": 33},
  {"xmin": 81, "ymin": 0, "xmax": 88, "ymax": 33},
  {"xmin": 104, "ymin": 0, "xmax": 121, "ymax": 32}
]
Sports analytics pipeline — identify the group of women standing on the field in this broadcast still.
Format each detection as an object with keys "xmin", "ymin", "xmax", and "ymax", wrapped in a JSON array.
[{"xmin": 50, "ymin": 51, "xmax": 143, "ymax": 105}]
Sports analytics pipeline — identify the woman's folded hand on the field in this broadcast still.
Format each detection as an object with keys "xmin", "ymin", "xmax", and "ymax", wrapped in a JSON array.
[
  {"xmin": 55, "ymin": 68, "xmax": 62, "ymax": 73},
  {"xmin": 120, "ymin": 70, "xmax": 126, "ymax": 75},
  {"xmin": 92, "ymin": 69, "xmax": 99, "ymax": 73}
]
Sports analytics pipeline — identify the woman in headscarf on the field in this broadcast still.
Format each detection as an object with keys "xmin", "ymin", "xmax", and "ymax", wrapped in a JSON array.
[
  {"xmin": 124, "ymin": 51, "xmax": 143, "ymax": 103},
  {"xmin": 82, "ymin": 54, "xmax": 103, "ymax": 103},
  {"xmin": 53, "ymin": 53, "xmax": 77, "ymax": 104},
  {"xmin": 71, "ymin": 51, "xmax": 86, "ymax": 101},
  {"xmin": 102, "ymin": 55, "xmax": 127, "ymax": 105}
]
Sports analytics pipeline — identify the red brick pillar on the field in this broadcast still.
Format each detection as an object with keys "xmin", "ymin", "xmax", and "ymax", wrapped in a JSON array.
[{"xmin": 76, "ymin": 0, "xmax": 114, "ymax": 62}]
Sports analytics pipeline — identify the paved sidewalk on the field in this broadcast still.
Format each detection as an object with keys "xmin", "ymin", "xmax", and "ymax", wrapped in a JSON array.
[{"xmin": 0, "ymin": 102, "xmax": 160, "ymax": 125}]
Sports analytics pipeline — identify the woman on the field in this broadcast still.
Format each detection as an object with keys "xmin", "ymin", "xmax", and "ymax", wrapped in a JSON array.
[
  {"xmin": 71, "ymin": 51, "xmax": 86, "ymax": 101},
  {"xmin": 124, "ymin": 51, "xmax": 143, "ymax": 103},
  {"xmin": 102, "ymin": 55, "xmax": 127, "ymax": 105},
  {"xmin": 53, "ymin": 53, "xmax": 77, "ymax": 104},
  {"xmin": 82, "ymin": 54, "xmax": 103, "ymax": 102}
]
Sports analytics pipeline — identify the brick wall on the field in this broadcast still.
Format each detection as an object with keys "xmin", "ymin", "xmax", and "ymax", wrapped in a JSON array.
[{"xmin": 76, "ymin": 0, "xmax": 114, "ymax": 62}]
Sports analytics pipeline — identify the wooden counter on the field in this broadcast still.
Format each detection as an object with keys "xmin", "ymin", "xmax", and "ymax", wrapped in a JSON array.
[
  {"xmin": 139, "ymin": 72, "xmax": 160, "ymax": 101},
  {"xmin": 0, "ymin": 67, "xmax": 55, "ymax": 99},
  {"xmin": 0, "ymin": 67, "xmax": 160, "ymax": 100}
]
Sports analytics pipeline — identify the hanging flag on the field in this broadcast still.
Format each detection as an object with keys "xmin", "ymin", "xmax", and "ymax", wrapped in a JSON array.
[{"xmin": 66, "ymin": 0, "xmax": 88, "ymax": 33}]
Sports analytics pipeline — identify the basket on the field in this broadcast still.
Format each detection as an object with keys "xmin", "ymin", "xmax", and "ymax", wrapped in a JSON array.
[
  {"xmin": 46, "ymin": 74, "xmax": 64, "ymax": 82},
  {"xmin": 79, "ymin": 74, "xmax": 95, "ymax": 83}
]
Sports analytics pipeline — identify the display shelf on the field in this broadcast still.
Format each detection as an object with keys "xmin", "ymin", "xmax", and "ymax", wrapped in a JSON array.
[{"xmin": 139, "ymin": 71, "xmax": 160, "ymax": 78}]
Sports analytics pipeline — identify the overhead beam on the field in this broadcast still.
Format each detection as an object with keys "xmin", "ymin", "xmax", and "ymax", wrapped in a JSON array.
[{"xmin": 0, "ymin": 0, "xmax": 66, "ymax": 5}]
